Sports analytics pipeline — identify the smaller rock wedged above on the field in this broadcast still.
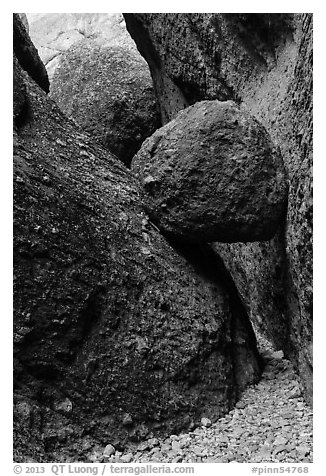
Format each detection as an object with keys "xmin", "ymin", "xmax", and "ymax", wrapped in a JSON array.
[{"xmin": 132, "ymin": 100, "xmax": 288, "ymax": 243}]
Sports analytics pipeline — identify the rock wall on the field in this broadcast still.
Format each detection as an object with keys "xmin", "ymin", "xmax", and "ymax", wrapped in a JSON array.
[
  {"xmin": 124, "ymin": 13, "xmax": 313, "ymax": 403},
  {"xmin": 13, "ymin": 14, "xmax": 262, "ymax": 461}
]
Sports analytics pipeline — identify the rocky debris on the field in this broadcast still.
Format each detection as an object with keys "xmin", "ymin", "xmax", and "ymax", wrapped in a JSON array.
[
  {"xmin": 132, "ymin": 100, "xmax": 287, "ymax": 243},
  {"xmin": 120, "ymin": 454, "xmax": 133, "ymax": 463},
  {"xmin": 14, "ymin": 334, "xmax": 312, "ymax": 464},
  {"xmin": 125, "ymin": 13, "xmax": 313, "ymax": 403},
  {"xmin": 100, "ymin": 350, "xmax": 312, "ymax": 464},
  {"xmin": 50, "ymin": 39, "xmax": 160, "ymax": 166},
  {"xmin": 13, "ymin": 14, "xmax": 49, "ymax": 93},
  {"xmin": 13, "ymin": 50, "xmax": 261, "ymax": 461},
  {"xmin": 27, "ymin": 13, "xmax": 139, "ymax": 81}
]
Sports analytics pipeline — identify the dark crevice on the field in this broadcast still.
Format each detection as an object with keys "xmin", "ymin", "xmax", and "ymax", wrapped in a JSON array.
[
  {"xmin": 13, "ymin": 13, "xmax": 50, "ymax": 93},
  {"xmin": 223, "ymin": 14, "xmax": 295, "ymax": 66},
  {"xmin": 124, "ymin": 14, "xmax": 162, "ymax": 71},
  {"xmin": 65, "ymin": 285, "xmax": 107, "ymax": 362},
  {"xmin": 166, "ymin": 239, "xmax": 264, "ymax": 378},
  {"xmin": 124, "ymin": 14, "xmax": 239, "ymax": 113}
]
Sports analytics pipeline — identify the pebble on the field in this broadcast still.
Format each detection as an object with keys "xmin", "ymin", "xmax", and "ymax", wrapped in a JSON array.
[
  {"xmin": 120, "ymin": 453, "xmax": 133, "ymax": 463},
  {"xmin": 274, "ymin": 436, "xmax": 289, "ymax": 446},
  {"xmin": 160, "ymin": 443, "xmax": 171, "ymax": 453},
  {"xmin": 149, "ymin": 447, "xmax": 160, "ymax": 454},
  {"xmin": 193, "ymin": 446, "xmax": 205, "ymax": 457},
  {"xmin": 147, "ymin": 437, "xmax": 159, "ymax": 447},
  {"xmin": 137, "ymin": 442, "xmax": 150, "ymax": 451},
  {"xmin": 77, "ymin": 336, "xmax": 312, "ymax": 465},
  {"xmin": 171, "ymin": 441, "xmax": 182, "ymax": 454},
  {"xmin": 296, "ymin": 445, "xmax": 311, "ymax": 456},
  {"xmin": 122, "ymin": 413, "xmax": 133, "ymax": 426},
  {"xmin": 103, "ymin": 444, "xmax": 115, "ymax": 457},
  {"xmin": 201, "ymin": 417, "xmax": 212, "ymax": 427},
  {"xmin": 289, "ymin": 388, "xmax": 302, "ymax": 399}
]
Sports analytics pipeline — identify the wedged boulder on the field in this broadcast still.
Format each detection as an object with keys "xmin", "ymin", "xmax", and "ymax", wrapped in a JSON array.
[
  {"xmin": 13, "ymin": 56, "xmax": 261, "ymax": 460},
  {"xmin": 13, "ymin": 14, "xmax": 49, "ymax": 93},
  {"xmin": 125, "ymin": 13, "xmax": 313, "ymax": 404},
  {"xmin": 132, "ymin": 99, "xmax": 287, "ymax": 243},
  {"xmin": 50, "ymin": 39, "xmax": 160, "ymax": 166}
]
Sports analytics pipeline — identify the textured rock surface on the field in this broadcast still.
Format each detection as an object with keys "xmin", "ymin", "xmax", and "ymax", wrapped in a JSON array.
[
  {"xmin": 50, "ymin": 39, "xmax": 160, "ymax": 166},
  {"xmin": 123, "ymin": 350, "xmax": 313, "ymax": 463},
  {"xmin": 18, "ymin": 13, "xmax": 29, "ymax": 32},
  {"xmin": 15, "ymin": 335, "xmax": 313, "ymax": 463},
  {"xmin": 13, "ymin": 54, "xmax": 261, "ymax": 461},
  {"xmin": 132, "ymin": 99, "xmax": 287, "ymax": 242},
  {"xmin": 13, "ymin": 14, "xmax": 49, "ymax": 93},
  {"xmin": 27, "ymin": 13, "xmax": 138, "ymax": 81},
  {"xmin": 13, "ymin": 54, "xmax": 27, "ymax": 125},
  {"xmin": 125, "ymin": 13, "xmax": 313, "ymax": 403}
]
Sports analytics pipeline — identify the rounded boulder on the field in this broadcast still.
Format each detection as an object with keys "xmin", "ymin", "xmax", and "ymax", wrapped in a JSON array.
[
  {"xmin": 132, "ymin": 100, "xmax": 288, "ymax": 243},
  {"xmin": 50, "ymin": 39, "xmax": 160, "ymax": 166}
]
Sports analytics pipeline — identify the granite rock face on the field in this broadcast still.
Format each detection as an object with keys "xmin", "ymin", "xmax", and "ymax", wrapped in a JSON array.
[
  {"xmin": 132, "ymin": 99, "xmax": 287, "ymax": 243},
  {"xmin": 13, "ymin": 37, "xmax": 262, "ymax": 461},
  {"xmin": 50, "ymin": 39, "xmax": 160, "ymax": 166},
  {"xmin": 125, "ymin": 13, "xmax": 313, "ymax": 403}
]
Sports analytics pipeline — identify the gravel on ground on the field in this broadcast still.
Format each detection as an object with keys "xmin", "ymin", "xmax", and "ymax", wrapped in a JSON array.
[{"xmin": 94, "ymin": 335, "xmax": 312, "ymax": 464}]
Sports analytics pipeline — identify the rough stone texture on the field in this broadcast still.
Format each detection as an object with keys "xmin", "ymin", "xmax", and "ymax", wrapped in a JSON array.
[
  {"xmin": 13, "ymin": 14, "xmax": 49, "ymax": 93},
  {"xmin": 118, "ymin": 351, "xmax": 312, "ymax": 464},
  {"xmin": 50, "ymin": 39, "xmax": 160, "ymax": 166},
  {"xmin": 13, "ymin": 55, "xmax": 261, "ymax": 461},
  {"xmin": 15, "ymin": 332, "xmax": 313, "ymax": 463},
  {"xmin": 132, "ymin": 99, "xmax": 287, "ymax": 243},
  {"xmin": 26, "ymin": 13, "xmax": 139, "ymax": 81},
  {"xmin": 18, "ymin": 13, "xmax": 29, "ymax": 33},
  {"xmin": 215, "ymin": 238, "xmax": 291, "ymax": 358},
  {"xmin": 125, "ymin": 13, "xmax": 313, "ymax": 403},
  {"xmin": 13, "ymin": 54, "xmax": 27, "ymax": 125}
]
